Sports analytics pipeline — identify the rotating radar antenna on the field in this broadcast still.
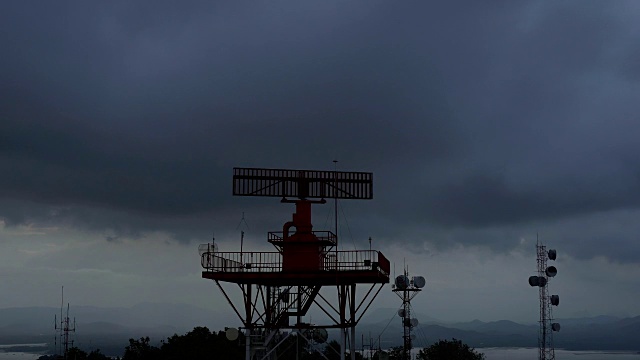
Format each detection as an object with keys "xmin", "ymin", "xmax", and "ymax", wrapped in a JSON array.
[{"xmin": 528, "ymin": 239, "xmax": 560, "ymax": 360}]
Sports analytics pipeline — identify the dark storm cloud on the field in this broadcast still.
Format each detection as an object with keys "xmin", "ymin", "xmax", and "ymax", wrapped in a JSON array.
[
  {"xmin": 0, "ymin": 1, "xmax": 457, "ymax": 210},
  {"xmin": 2, "ymin": 2, "xmax": 640, "ymax": 260}
]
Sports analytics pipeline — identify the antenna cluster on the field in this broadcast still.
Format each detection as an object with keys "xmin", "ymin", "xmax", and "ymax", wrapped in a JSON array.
[
  {"xmin": 392, "ymin": 271, "xmax": 425, "ymax": 360},
  {"xmin": 528, "ymin": 242, "xmax": 560, "ymax": 360},
  {"xmin": 54, "ymin": 287, "xmax": 76, "ymax": 360}
]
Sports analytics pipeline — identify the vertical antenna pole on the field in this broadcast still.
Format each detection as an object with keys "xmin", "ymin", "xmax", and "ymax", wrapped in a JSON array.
[
  {"xmin": 333, "ymin": 160, "xmax": 338, "ymax": 251},
  {"xmin": 54, "ymin": 314, "xmax": 57, "ymax": 357},
  {"xmin": 60, "ymin": 286, "xmax": 63, "ymax": 359}
]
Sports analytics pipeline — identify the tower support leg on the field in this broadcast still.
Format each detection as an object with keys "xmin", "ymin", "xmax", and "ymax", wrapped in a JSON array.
[
  {"xmin": 339, "ymin": 285, "xmax": 346, "ymax": 360},
  {"xmin": 245, "ymin": 284, "xmax": 253, "ymax": 360},
  {"xmin": 350, "ymin": 284, "xmax": 356, "ymax": 360},
  {"xmin": 246, "ymin": 328, "xmax": 251, "ymax": 360}
]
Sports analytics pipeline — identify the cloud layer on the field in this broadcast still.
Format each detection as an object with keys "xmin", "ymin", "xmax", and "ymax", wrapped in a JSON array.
[{"xmin": 2, "ymin": 1, "xmax": 640, "ymax": 264}]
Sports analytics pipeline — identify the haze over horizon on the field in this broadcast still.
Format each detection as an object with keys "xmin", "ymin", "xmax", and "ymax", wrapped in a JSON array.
[{"xmin": 2, "ymin": 1, "xmax": 640, "ymax": 326}]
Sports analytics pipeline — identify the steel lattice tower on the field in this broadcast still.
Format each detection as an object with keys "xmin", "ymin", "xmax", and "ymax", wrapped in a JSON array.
[
  {"xmin": 392, "ymin": 270, "xmax": 425, "ymax": 360},
  {"xmin": 529, "ymin": 241, "xmax": 560, "ymax": 360}
]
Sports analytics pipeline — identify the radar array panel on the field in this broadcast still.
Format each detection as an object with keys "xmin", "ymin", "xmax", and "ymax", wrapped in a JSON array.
[{"xmin": 232, "ymin": 167, "xmax": 373, "ymax": 199}]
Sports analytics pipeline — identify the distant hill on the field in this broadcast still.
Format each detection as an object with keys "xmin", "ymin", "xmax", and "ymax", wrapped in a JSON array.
[
  {"xmin": 554, "ymin": 315, "xmax": 621, "ymax": 327},
  {"xmin": 359, "ymin": 307, "xmax": 443, "ymax": 326},
  {"xmin": 1, "ymin": 304, "xmax": 638, "ymax": 353},
  {"xmin": 356, "ymin": 313, "xmax": 640, "ymax": 351},
  {"xmin": 0, "ymin": 302, "xmax": 236, "ymax": 335},
  {"xmin": 453, "ymin": 319, "xmax": 536, "ymax": 337},
  {"xmin": 0, "ymin": 302, "xmax": 240, "ymax": 357}
]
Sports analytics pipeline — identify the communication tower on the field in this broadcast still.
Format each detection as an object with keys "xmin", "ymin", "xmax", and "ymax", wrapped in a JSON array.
[
  {"xmin": 54, "ymin": 286, "xmax": 76, "ymax": 360},
  {"xmin": 392, "ymin": 269, "xmax": 425, "ymax": 360},
  {"xmin": 200, "ymin": 167, "xmax": 391, "ymax": 360},
  {"xmin": 528, "ymin": 241, "xmax": 560, "ymax": 360}
]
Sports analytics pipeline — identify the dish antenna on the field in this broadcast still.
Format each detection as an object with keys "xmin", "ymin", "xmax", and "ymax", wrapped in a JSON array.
[
  {"xmin": 395, "ymin": 275, "xmax": 409, "ymax": 290},
  {"xmin": 315, "ymin": 328, "xmax": 328, "ymax": 343},
  {"xmin": 412, "ymin": 276, "xmax": 426, "ymax": 288},
  {"xmin": 528, "ymin": 276, "xmax": 548, "ymax": 287},
  {"xmin": 225, "ymin": 327, "xmax": 239, "ymax": 341},
  {"xmin": 546, "ymin": 266, "xmax": 557, "ymax": 277},
  {"xmin": 528, "ymin": 276, "xmax": 539, "ymax": 287}
]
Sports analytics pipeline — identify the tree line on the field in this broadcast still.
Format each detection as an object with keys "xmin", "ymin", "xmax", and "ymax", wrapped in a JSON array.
[{"xmin": 38, "ymin": 327, "xmax": 484, "ymax": 360}]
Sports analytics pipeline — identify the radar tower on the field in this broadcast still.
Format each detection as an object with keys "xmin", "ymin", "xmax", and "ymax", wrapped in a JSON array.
[{"xmin": 200, "ymin": 167, "xmax": 390, "ymax": 360}]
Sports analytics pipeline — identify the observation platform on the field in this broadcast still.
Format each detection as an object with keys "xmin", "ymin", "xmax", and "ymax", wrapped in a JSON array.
[{"xmin": 201, "ymin": 249, "xmax": 390, "ymax": 286}]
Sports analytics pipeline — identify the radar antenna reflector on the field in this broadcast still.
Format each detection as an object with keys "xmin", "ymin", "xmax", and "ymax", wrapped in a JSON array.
[{"xmin": 232, "ymin": 167, "xmax": 373, "ymax": 199}]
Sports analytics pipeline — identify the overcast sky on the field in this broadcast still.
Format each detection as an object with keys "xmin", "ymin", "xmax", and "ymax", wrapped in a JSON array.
[{"xmin": 1, "ymin": 1, "xmax": 640, "ymax": 327}]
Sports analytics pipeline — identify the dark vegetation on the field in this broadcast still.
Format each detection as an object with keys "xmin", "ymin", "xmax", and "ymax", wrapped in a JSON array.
[
  {"xmin": 417, "ymin": 338, "xmax": 485, "ymax": 360},
  {"xmin": 374, "ymin": 339, "xmax": 484, "ymax": 360},
  {"xmin": 33, "ymin": 327, "xmax": 482, "ymax": 360},
  {"xmin": 36, "ymin": 348, "xmax": 110, "ymax": 360},
  {"xmin": 118, "ymin": 330, "xmax": 356, "ymax": 360}
]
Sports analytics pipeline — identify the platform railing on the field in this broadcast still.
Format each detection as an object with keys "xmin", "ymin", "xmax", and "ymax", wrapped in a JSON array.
[
  {"xmin": 267, "ymin": 231, "xmax": 337, "ymax": 244},
  {"xmin": 201, "ymin": 251, "xmax": 282, "ymax": 272},
  {"xmin": 324, "ymin": 250, "xmax": 390, "ymax": 275},
  {"xmin": 201, "ymin": 246, "xmax": 390, "ymax": 276}
]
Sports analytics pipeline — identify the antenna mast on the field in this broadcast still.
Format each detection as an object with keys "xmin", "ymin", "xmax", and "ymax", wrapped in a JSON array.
[
  {"xmin": 392, "ymin": 268, "xmax": 425, "ymax": 360},
  {"xmin": 528, "ymin": 240, "xmax": 560, "ymax": 360},
  {"xmin": 55, "ymin": 287, "xmax": 76, "ymax": 360},
  {"xmin": 333, "ymin": 160, "xmax": 339, "ymax": 251}
]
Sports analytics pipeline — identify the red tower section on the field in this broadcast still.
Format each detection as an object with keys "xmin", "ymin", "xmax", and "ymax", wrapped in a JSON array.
[{"xmin": 200, "ymin": 168, "xmax": 390, "ymax": 360}]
